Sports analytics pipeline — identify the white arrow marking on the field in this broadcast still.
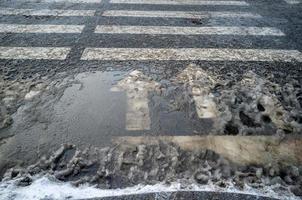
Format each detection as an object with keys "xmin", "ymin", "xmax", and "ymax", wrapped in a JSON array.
[
  {"xmin": 174, "ymin": 65, "xmax": 218, "ymax": 119},
  {"xmin": 111, "ymin": 70, "xmax": 159, "ymax": 131}
]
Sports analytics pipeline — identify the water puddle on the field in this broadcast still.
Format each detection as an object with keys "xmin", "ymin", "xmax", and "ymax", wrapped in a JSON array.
[
  {"xmin": 0, "ymin": 68, "xmax": 213, "ymax": 171},
  {"xmin": 0, "ymin": 66, "xmax": 301, "ymax": 199}
]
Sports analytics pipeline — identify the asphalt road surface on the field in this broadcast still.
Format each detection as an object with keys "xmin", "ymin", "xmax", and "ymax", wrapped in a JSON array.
[
  {"xmin": 0, "ymin": 0, "xmax": 301, "ymax": 199},
  {"xmin": 86, "ymin": 191, "xmax": 279, "ymax": 200}
]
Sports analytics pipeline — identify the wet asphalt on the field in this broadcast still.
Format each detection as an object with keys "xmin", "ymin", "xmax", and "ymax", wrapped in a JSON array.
[
  {"xmin": 0, "ymin": 0, "xmax": 302, "ymax": 196},
  {"xmin": 85, "ymin": 191, "xmax": 279, "ymax": 200}
]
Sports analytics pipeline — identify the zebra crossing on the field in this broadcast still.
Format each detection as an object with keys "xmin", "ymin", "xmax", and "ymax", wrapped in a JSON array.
[
  {"xmin": 109, "ymin": 0, "xmax": 250, "ymax": 6},
  {"xmin": 0, "ymin": 47, "xmax": 70, "ymax": 60},
  {"xmin": 0, "ymin": 0, "xmax": 301, "ymax": 62},
  {"xmin": 0, "ymin": 24, "xmax": 84, "ymax": 33},
  {"xmin": 101, "ymin": 10, "xmax": 263, "ymax": 19},
  {"xmin": 19, "ymin": 0, "xmax": 103, "ymax": 3},
  {"xmin": 0, "ymin": 8, "xmax": 96, "ymax": 16},
  {"xmin": 0, "ymin": 0, "xmax": 301, "ymax": 173},
  {"xmin": 81, "ymin": 48, "xmax": 302, "ymax": 61},
  {"xmin": 95, "ymin": 25, "xmax": 285, "ymax": 36}
]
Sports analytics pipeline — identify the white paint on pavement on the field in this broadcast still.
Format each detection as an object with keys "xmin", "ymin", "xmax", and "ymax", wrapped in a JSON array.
[
  {"xmin": 81, "ymin": 48, "xmax": 302, "ymax": 62},
  {"xmin": 0, "ymin": 24, "xmax": 84, "ymax": 33},
  {"xmin": 102, "ymin": 10, "xmax": 262, "ymax": 19},
  {"xmin": 209, "ymin": 11, "xmax": 261, "ymax": 18},
  {"xmin": 174, "ymin": 65, "xmax": 218, "ymax": 119},
  {"xmin": 110, "ymin": 0, "xmax": 249, "ymax": 6},
  {"xmin": 283, "ymin": 0, "xmax": 300, "ymax": 4},
  {"xmin": 0, "ymin": 47, "xmax": 70, "ymax": 60},
  {"xmin": 13, "ymin": 0, "xmax": 102, "ymax": 3},
  {"xmin": 52, "ymin": 0, "xmax": 101, "ymax": 2},
  {"xmin": 95, "ymin": 25, "xmax": 285, "ymax": 36},
  {"xmin": 0, "ymin": 8, "xmax": 95, "ymax": 16},
  {"xmin": 111, "ymin": 70, "xmax": 159, "ymax": 130}
]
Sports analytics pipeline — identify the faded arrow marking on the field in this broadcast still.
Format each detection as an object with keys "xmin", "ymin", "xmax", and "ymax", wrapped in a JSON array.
[{"xmin": 111, "ymin": 70, "xmax": 159, "ymax": 131}]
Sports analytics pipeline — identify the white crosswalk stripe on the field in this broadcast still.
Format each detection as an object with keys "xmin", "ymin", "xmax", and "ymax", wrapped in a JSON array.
[
  {"xmin": 95, "ymin": 25, "xmax": 285, "ymax": 36},
  {"xmin": 81, "ymin": 48, "xmax": 302, "ymax": 62},
  {"xmin": 16, "ymin": 0, "xmax": 102, "ymax": 3},
  {"xmin": 110, "ymin": 0, "xmax": 249, "ymax": 6},
  {"xmin": 0, "ymin": 24, "xmax": 85, "ymax": 33},
  {"xmin": 0, "ymin": 47, "xmax": 71, "ymax": 60},
  {"xmin": 0, "ymin": 8, "xmax": 95, "ymax": 16},
  {"xmin": 283, "ymin": 0, "xmax": 300, "ymax": 4},
  {"xmin": 102, "ymin": 10, "xmax": 262, "ymax": 19}
]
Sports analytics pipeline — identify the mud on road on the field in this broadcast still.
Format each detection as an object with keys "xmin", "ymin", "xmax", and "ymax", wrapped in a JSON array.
[
  {"xmin": 1, "ymin": 63, "xmax": 302, "ymax": 137},
  {"xmin": 0, "ymin": 63, "xmax": 302, "ymax": 199},
  {"xmin": 2, "ymin": 139, "xmax": 302, "ymax": 199},
  {"xmin": 0, "ymin": 0, "xmax": 302, "ymax": 198}
]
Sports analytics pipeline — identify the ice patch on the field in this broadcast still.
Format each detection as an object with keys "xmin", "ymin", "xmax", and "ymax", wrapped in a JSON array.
[{"xmin": 0, "ymin": 175, "xmax": 299, "ymax": 200}]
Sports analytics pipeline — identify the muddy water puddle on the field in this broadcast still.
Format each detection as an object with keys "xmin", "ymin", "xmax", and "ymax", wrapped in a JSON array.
[
  {"xmin": 0, "ymin": 65, "xmax": 302, "ymax": 198},
  {"xmin": 1, "ymin": 64, "xmax": 302, "ymax": 170},
  {"xmin": 0, "ymin": 68, "xmax": 214, "ymax": 172}
]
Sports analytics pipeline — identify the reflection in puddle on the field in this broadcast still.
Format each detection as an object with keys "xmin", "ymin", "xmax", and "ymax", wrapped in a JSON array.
[
  {"xmin": 111, "ymin": 70, "xmax": 160, "ymax": 131},
  {"xmin": 0, "ymin": 66, "xmax": 301, "ymax": 199},
  {"xmin": 53, "ymin": 71, "xmax": 128, "ymax": 141},
  {"xmin": 0, "ymin": 68, "xmax": 211, "ymax": 163},
  {"xmin": 52, "ymin": 69, "xmax": 211, "ymax": 140}
]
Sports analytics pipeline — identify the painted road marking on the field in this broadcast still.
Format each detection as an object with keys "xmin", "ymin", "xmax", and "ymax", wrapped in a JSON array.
[
  {"xmin": 17, "ymin": 0, "xmax": 102, "ymax": 3},
  {"xmin": 174, "ymin": 65, "xmax": 218, "ymax": 119},
  {"xmin": 0, "ymin": 47, "xmax": 70, "ymax": 60},
  {"xmin": 283, "ymin": 0, "xmax": 300, "ymax": 4},
  {"xmin": 95, "ymin": 25, "xmax": 285, "ymax": 36},
  {"xmin": 0, "ymin": 8, "xmax": 95, "ymax": 16},
  {"xmin": 0, "ymin": 24, "xmax": 84, "ymax": 33},
  {"xmin": 102, "ymin": 10, "xmax": 262, "ymax": 19},
  {"xmin": 81, "ymin": 48, "xmax": 302, "ymax": 62},
  {"xmin": 111, "ymin": 70, "xmax": 159, "ymax": 130},
  {"xmin": 110, "ymin": 0, "xmax": 249, "ymax": 6}
]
